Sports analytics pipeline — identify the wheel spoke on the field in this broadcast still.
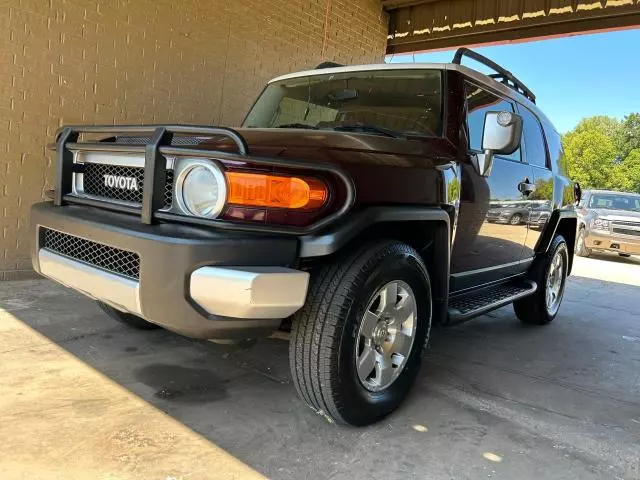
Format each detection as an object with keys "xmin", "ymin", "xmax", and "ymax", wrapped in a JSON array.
[
  {"xmin": 360, "ymin": 310, "xmax": 379, "ymax": 339},
  {"xmin": 357, "ymin": 345, "xmax": 376, "ymax": 381},
  {"xmin": 391, "ymin": 293, "xmax": 415, "ymax": 326},
  {"xmin": 374, "ymin": 352, "xmax": 394, "ymax": 387},
  {"xmin": 379, "ymin": 282, "xmax": 398, "ymax": 313},
  {"xmin": 392, "ymin": 331, "xmax": 412, "ymax": 357}
]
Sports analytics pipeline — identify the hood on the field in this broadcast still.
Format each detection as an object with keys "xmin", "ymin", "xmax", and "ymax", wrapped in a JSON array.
[
  {"xmin": 592, "ymin": 208, "xmax": 640, "ymax": 221},
  {"xmin": 197, "ymin": 128, "xmax": 457, "ymax": 206},
  {"xmin": 198, "ymin": 128, "xmax": 458, "ymax": 168}
]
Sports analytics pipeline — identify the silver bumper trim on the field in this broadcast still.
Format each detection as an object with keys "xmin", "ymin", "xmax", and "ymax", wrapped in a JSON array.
[
  {"xmin": 38, "ymin": 248, "xmax": 308, "ymax": 320},
  {"xmin": 190, "ymin": 266, "xmax": 309, "ymax": 319},
  {"xmin": 38, "ymin": 249, "xmax": 142, "ymax": 315}
]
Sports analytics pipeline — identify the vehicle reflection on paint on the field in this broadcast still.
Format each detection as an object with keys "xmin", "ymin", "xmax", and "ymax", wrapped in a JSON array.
[
  {"xmin": 528, "ymin": 200, "xmax": 552, "ymax": 230},
  {"xmin": 486, "ymin": 200, "xmax": 530, "ymax": 225}
]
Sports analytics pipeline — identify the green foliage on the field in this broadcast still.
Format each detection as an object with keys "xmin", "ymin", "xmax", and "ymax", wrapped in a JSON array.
[
  {"xmin": 530, "ymin": 177, "xmax": 553, "ymax": 200},
  {"xmin": 562, "ymin": 113, "xmax": 640, "ymax": 194},
  {"xmin": 618, "ymin": 114, "xmax": 640, "ymax": 159}
]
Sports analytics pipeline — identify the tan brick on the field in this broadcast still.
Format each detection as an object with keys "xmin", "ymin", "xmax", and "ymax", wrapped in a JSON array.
[{"xmin": 0, "ymin": 0, "xmax": 387, "ymax": 277}]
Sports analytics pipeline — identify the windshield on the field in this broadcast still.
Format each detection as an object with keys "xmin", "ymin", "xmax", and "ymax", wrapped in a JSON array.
[
  {"xmin": 589, "ymin": 193, "xmax": 640, "ymax": 212},
  {"xmin": 243, "ymin": 69, "xmax": 442, "ymax": 138}
]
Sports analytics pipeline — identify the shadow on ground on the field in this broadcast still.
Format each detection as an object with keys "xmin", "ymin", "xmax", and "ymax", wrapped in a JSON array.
[{"xmin": 1, "ymin": 262, "xmax": 639, "ymax": 480}]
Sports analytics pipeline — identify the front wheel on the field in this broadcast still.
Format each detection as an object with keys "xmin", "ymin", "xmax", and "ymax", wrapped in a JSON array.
[
  {"xmin": 514, "ymin": 235, "xmax": 569, "ymax": 325},
  {"xmin": 509, "ymin": 213, "xmax": 522, "ymax": 225},
  {"xmin": 290, "ymin": 240, "xmax": 432, "ymax": 426},
  {"xmin": 575, "ymin": 227, "xmax": 591, "ymax": 257}
]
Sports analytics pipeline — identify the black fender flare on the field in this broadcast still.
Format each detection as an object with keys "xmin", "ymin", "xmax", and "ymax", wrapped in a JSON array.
[
  {"xmin": 536, "ymin": 209, "xmax": 578, "ymax": 253},
  {"xmin": 535, "ymin": 208, "xmax": 578, "ymax": 275},
  {"xmin": 299, "ymin": 206, "xmax": 451, "ymax": 323}
]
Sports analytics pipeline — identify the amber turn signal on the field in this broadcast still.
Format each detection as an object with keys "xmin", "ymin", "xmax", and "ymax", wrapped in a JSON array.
[{"xmin": 225, "ymin": 172, "xmax": 328, "ymax": 210}]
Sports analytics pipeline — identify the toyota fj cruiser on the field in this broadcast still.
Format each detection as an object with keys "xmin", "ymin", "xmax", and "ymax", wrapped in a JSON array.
[{"xmin": 31, "ymin": 48, "xmax": 577, "ymax": 426}]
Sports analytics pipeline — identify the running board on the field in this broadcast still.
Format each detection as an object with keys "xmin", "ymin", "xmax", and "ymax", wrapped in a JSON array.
[{"xmin": 448, "ymin": 280, "xmax": 537, "ymax": 323}]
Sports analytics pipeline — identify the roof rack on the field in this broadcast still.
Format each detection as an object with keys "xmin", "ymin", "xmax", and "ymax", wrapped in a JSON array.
[{"xmin": 452, "ymin": 48, "xmax": 536, "ymax": 104}]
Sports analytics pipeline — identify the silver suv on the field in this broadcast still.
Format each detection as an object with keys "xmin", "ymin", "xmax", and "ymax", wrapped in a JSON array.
[{"xmin": 576, "ymin": 190, "xmax": 640, "ymax": 258}]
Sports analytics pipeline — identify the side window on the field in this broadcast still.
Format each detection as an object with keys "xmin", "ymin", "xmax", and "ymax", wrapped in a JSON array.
[
  {"xmin": 465, "ymin": 83, "xmax": 521, "ymax": 162},
  {"xmin": 520, "ymin": 107, "xmax": 549, "ymax": 169},
  {"xmin": 542, "ymin": 123, "xmax": 566, "ymax": 173}
]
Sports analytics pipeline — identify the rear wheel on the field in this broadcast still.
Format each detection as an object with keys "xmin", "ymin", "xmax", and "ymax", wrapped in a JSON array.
[
  {"xmin": 509, "ymin": 213, "xmax": 522, "ymax": 225},
  {"xmin": 514, "ymin": 235, "xmax": 569, "ymax": 325},
  {"xmin": 97, "ymin": 301, "xmax": 160, "ymax": 330},
  {"xmin": 289, "ymin": 240, "xmax": 432, "ymax": 426},
  {"xmin": 575, "ymin": 227, "xmax": 591, "ymax": 257}
]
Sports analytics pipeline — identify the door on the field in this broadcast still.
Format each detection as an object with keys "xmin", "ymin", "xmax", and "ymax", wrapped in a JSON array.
[
  {"xmin": 518, "ymin": 105, "xmax": 554, "ymax": 256},
  {"xmin": 450, "ymin": 83, "xmax": 534, "ymax": 291}
]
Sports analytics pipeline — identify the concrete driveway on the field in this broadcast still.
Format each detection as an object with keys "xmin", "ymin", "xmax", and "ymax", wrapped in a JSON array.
[{"xmin": 1, "ymin": 254, "xmax": 639, "ymax": 480}]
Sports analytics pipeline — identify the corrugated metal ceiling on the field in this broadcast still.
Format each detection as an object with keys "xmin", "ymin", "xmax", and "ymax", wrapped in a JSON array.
[{"xmin": 385, "ymin": 0, "xmax": 640, "ymax": 53}]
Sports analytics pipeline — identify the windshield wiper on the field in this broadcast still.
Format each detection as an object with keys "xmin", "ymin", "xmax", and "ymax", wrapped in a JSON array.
[
  {"xmin": 275, "ymin": 123, "xmax": 319, "ymax": 130},
  {"xmin": 332, "ymin": 124, "xmax": 402, "ymax": 138}
]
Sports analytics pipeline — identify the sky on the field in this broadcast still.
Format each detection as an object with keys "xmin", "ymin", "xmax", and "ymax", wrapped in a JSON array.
[{"xmin": 386, "ymin": 28, "xmax": 640, "ymax": 133}]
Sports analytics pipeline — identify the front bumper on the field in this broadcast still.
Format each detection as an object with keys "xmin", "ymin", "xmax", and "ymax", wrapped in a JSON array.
[
  {"xmin": 31, "ymin": 202, "xmax": 309, "ymax": 339},
  {"xmin": 585, "ymin": 231, "xmax": 640, "ymax": 255}
]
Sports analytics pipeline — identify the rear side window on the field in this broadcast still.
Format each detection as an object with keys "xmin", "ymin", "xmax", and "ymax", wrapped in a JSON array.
[
  {"xmin": 465, "ymin": 83, "xmax": 521, "ymax": 162},
  {"xmin": 520, "ymin": 107, "xmax": 548, "ymax": 169},
  {"xmin": 543, "ymin": 124, "xmax": 566, "ymax": 173}
]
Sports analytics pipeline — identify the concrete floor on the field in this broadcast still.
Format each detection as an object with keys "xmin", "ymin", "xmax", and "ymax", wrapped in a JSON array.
[{"xmin": 1, "ymin": 254, "xmax": 639, "ymax": 480}]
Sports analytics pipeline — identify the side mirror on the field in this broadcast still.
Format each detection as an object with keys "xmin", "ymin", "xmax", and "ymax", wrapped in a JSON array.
[{"xmin": 471, "ymin": 111, "xmax": 523, "ymax": 177}]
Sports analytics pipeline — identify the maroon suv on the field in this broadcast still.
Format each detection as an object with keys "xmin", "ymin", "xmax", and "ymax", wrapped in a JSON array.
[{"xmin": 31, "ymin": 48, "xmax": 577, "ymax": 426}]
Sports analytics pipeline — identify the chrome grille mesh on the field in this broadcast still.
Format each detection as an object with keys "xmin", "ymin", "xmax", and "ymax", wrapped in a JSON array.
[
  {"xmin": 42, "ymin": 228, "xmax": 140, "ymax": 280},
  {"xmin": 82, "ymin": 163, "xmax": 173, "ymax": 208}
]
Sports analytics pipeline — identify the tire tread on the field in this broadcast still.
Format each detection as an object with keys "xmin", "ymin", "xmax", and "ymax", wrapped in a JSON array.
[{"xmin": 290, "ymin": 240, "xmax": 428, "ymax": 424}]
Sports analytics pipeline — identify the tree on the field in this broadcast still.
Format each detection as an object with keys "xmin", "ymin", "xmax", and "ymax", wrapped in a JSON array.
[
  {"xmin": 572, "ymin": 116, "xmax": 621, "ymax": 139},
  {"xmin": 617, "ymin": 114, "xmax": 640, "ymax": 159},
  {"xmin": 619, "ymin": 149, "xmax": 640, "ymax": 193},
  {"xmin": 563, "ymin": 129, "xmax": 618, "ymax": 190},
  {"xmin": 562, "ymin": 113, "xmax": 640, "ymax": 193}
]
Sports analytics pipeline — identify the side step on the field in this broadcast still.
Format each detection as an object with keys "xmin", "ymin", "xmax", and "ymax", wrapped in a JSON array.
[{"xmin": 448, "ymin": 279, "xmax": 537, "ymax": 323}]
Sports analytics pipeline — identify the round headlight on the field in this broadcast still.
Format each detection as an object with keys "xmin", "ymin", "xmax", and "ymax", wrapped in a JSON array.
[{"xmin": 177, "ymin": 161, "xmax": 226, "ymax": 218}]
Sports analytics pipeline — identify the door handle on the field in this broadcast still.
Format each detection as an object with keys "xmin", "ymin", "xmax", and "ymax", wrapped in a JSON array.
[{"xmin": 518, "ymin": 181, "xmax": 536, "ymax": 195}]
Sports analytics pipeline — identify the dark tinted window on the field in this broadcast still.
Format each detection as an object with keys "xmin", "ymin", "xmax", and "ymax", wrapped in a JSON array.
[
  {"xmin": 520, "ymin": 107, "xmax": 548, "ymax": 168},
  {"xmin": 465, "ymin": 83, "xmax": 520, "ymax": 162},
  {"xmin": 542, "ymin": 123, "xmax": 566, "ymax": 173}
]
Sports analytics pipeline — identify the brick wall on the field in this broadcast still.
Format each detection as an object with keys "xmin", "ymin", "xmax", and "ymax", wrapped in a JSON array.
[{"xmin": 0, "ymin": 0, "xmax": 388, "ymax": 280}]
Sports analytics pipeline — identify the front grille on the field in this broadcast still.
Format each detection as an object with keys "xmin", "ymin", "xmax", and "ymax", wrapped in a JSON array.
[
  {"xmin": 612, "ymin": 227, "xmax": 640, "ymax": 237},
  {"xmin": 113, "ymin": 135, "xmax": 204, "ymax": 146},
  {"xmin": 81, "ymin": 163, "xmax": 173, "ymax": 208},
  {"xmin": 42, "ymin": 228, "xmax": 140, "ymax": 280}
]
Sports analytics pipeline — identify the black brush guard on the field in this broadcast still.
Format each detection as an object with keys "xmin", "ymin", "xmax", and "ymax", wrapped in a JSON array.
[{"xmin": 54, "ymin": 125, "xmax": 355, "ymax": 235}]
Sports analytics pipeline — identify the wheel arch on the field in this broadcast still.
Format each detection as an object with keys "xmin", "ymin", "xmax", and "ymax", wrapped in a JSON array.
[
  {"xmin": 299, "ymin": 207, "xmax": 451, "ymax": 324},
  {"xmin": 536, "ymin": 209, "xmax": 577, "ymax": 275}
]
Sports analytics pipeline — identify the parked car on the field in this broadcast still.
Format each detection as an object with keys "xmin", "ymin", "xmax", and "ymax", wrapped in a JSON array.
[
  {"xmin": 486, "ymin": 201, "xmax": 530, "ymax": 225},
  {"xmin": 528, "ymin": 200, "xmax": 553, "ymax": 230},
  {"xmin": 576, "ymin": 189, "xmax": 640, "ymax": 258},
  {"xmin": 31, "ymin": 48, "xmax": 576, "ymax": 426}
]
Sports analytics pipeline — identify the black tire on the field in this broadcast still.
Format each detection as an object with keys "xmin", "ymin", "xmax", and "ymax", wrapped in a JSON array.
[
  {"xmin": 97, "ymin": 301, "xmax": 160, "ymax": 330},
  {"xmin": 514, "ymin": 235, "xmax": 569, "ymax": 325},
  {"xmin": 289, "ymin": 240, "xmax": 432, "ymax": 426},
  {"xmin": 509, "ymin": 213, "xmax": 522, "ymax": 225},
  {"xmin": 575, "ymin": 227, "xmax": 591, "ymax": 257}
]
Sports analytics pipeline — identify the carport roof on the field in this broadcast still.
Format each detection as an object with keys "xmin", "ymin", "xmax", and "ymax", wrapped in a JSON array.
[{"xmin": 383, "ymin": 0, "xmax": 640, "ymax": 54}]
